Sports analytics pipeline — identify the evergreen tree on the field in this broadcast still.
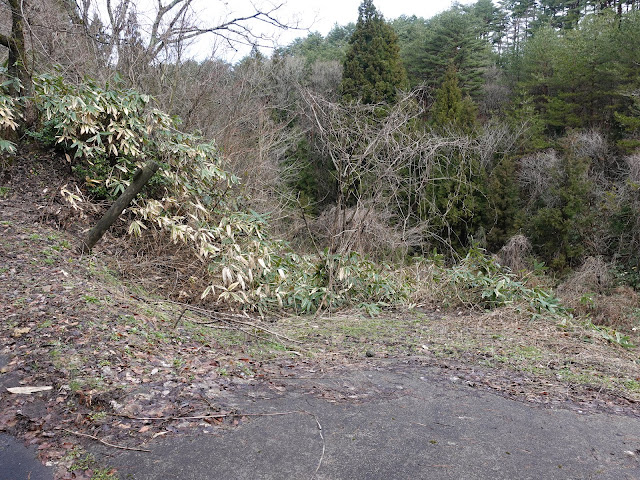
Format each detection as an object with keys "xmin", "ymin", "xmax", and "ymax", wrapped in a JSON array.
[
  {"xmin": 469, "ymin": 0, "xmax": 508, "ymax": 50},
  {"xmin": 425, "ymin": 65, "xmax": 483, "ymax": 253},
  {"xmin": 341, "ymin": 0, "xmax": 407, "ymax": 103},
  {"xmin": 484, "ymin": 156, "xmax": 522, "ymax": 251},
  {"xmin": 416, "ymin": 7, "xmax": 490, "ymax": 99},
  {"xmin": 516, "ymin": 11, "xmax": 637, "ymax": 135},
  {"xmin": 279, "ymin": 24, "xmax": 355, "ymax": 64},
  {"xmin": 615, "ymin": 92, "xmax": 640, "ymax": 152},
  {"xmin": 431, "ymin": 64, "xmax": 477, "ymax": 132},
  {"xmin": 390, "ymin": 15, "xmax": 430, "ymax": 86},
  {"xmin": 526, "ymin": 153, "xmax": 595, "ymax": 270}
]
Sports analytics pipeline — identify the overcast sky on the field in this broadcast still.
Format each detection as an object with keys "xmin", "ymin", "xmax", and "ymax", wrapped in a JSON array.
[
  {"xmin": 200, "ymin": 0, "xmax": 478, "ymax": 61},
  {"xmin": 283, "ymin": 0, "xmax": 475, "ymax": 34},
  {"xmin": 126, "ymin": 0, "xmax": 478, "ymax": 61}
]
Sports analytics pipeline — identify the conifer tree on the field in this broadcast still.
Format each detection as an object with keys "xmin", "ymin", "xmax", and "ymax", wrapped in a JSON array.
[
  {"xmin": 341, "ymin": 0, "xmax": 407, "ymax": 104},
  {"xmin": 431, "ymin": 63, "xmax": 477, "ymax": 132},
  {"xmin": 426, "ymin": 64, "xmax": 483, "ymax": 253},
  {"xmin": 416, "ymin": 7, "xmax": 489, "ymax": 99}
]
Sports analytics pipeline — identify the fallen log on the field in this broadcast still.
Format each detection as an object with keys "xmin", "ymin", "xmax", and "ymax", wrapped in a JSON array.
[{"xmin": 78, "ymin": 160, "xmax": 159, "ymax": 253}]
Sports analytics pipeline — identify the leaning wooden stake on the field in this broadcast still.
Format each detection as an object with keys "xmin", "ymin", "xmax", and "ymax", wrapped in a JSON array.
[{"xmin": 79, "ymin": 160, "xmax": 159, "ymax": 254}]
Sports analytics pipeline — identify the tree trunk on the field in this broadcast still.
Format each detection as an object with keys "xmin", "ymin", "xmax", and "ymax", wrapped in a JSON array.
[
  {"xmin": 0, "ymin": 0, "xmax": 31, "ymax": 98},
  {"xmin": 78, "ymin": 161, "xmax": 159, "ymax": 254}
]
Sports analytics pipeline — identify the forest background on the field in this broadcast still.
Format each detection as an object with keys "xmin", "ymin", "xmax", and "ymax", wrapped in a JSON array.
[{"xmin": 1, "ymin": 0, "xmax": 640, "ymax": 325}]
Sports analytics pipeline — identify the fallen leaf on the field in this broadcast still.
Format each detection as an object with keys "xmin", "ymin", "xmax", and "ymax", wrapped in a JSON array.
[
  {"xmin": 12, "ymin": 327, "xmax": 31, "ymax": 337},
  {"xmin": 7, "ymin": 386, "xmax": 53, "ymax": 394}
]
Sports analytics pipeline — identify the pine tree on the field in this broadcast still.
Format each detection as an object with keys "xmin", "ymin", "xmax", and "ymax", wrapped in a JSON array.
[
  {"xmin": 470, "ymin": 0, "xmax": 508, "ymax": 49},
  {"xmin": 516, "ymin": 12, "xmax": 632, "ymax": 136},
  {"xmin": 341, "ymin": 0, "xmax": 407, "ymax": 104},
  {"xmin": 416, "ymin": 7, "xmax": 490, "ymax": 99}
]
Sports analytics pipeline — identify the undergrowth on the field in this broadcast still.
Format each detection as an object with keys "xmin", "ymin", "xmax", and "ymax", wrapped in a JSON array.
[
  {"xmin": 439, "ymin": 247, "xmax": 564, "ymax": 315},
  {"xmin": 2, "ymin": 74, "xmax": 573, "ymax": 320}
]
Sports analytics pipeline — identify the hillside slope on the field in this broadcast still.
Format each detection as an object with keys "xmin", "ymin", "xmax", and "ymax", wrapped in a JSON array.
[{"xmin": 1, "ymin": 151, "xmax": 639, "ymax": 479}]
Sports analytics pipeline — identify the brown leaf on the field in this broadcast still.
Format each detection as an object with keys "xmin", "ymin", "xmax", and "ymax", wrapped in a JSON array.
[{"xmin": 12, "ymin": 327, "xmax": 31, "ymax": 338}]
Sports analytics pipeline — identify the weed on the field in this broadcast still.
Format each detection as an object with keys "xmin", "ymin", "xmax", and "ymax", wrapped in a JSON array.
[
  {"xmin": 39, "ymin": 319, "xmax": 53, "ymax": 329},
  {"xmin": 29, "ymin": 233, "xmax": 41, "ymax": 240},
  {"xmin": 89, "ymin": 411, "xmax": 107, "ymax": 422},
  {"xmin": 12, "ymin": 297, "xmax": 26, "ymax": 307},
  {"xmin": 358, "ymin": 302, "xmax": 383, "ymax": 317},
  {"xmin": 265, "ymin": 341, "xmax": 287, "ymax": 351},
  {"xmin": 66, "ymin": 448, "xmax": 95, "ymax": 471},
  {"xmin": 0, "ymin": 186, "xmax": 10, "ymax": 198},
  {"xmin": 579, "ymin": 292, "xmax": 596, "ymax": 309},
  {"xmin": 514, "ymin": 345, "xmax": 543, "ymax": 359},
  {"xmin": 64, "ymin": 447, "xmax": 118, "ymax": 479},
  {"xmin": 599, "ymin": 328, "xmax": 634, "ymax": 348},
  {"xmin": 119, "ymin": 314, "xmax": 136, "ymax": 324},
  {"xmin": 69, "ymin": 380, "xmax": 83, "ymax": 392},
  {"xmin": 151, "ymin": 331, "xmax": 169, "ymax": 343},
  {"xmin": 173, "ymin": 358, "xmax": 184, "ymax": 369},
  {"xmin": 84, "ymin": 294, "xmax": 101, "ymax": 304},
  {"xmin": 52, "ymin": 239, "xmax": 71, "ymax": 251},
  {"xmin": 91, "ymin": 469, "xmax": 119, "ymax": 480},
  {"xmin": 430, "ymin": 247, "xmax": 566, "ymax": 316},
  {"xmin": 555, "ymin": 367, "xmax": 611, "ymax": 387},
  {"xmin": 624, "ymin": 379, "xmax": 640, "ymax": 392}
]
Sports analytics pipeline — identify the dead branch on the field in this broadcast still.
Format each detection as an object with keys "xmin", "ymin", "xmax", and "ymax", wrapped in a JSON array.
[
  {"xmin": 81, "ymin": 0, "xmax": 300, "ymax": 66},
  {"xmin": 113, "ymin": 410, "xmax": 304, "ymax": 421},
  {"xmin": 63, "ymin": 429, "xmax": 151, "ymax": 452},
  {"xmin": 164, "ymin": 300, "xmax": 305, "ymax": 347},
  {"xmin": 310, "ymin": 412, "xmax": 325, "ymax": 476}
]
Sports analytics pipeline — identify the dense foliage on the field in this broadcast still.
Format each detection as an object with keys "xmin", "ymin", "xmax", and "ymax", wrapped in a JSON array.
[
  {"xmin": 283, "ymin": 0, "xmax": 640, "ymax": 274},
  {"xmin": 340, "ymin": 0, "xmax": 407, "ymax": 103},
  {"xmin": 2, "ymin": 0, "xmax": 640, "ymax": 318}
]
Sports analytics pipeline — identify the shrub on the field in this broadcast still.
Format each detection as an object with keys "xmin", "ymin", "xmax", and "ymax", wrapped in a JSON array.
[
  {"xmin": 30, "ymin": 74, "xmax": 407, "ymax": 315},
  {"xmin": 431, "ymin": 247, "xmax": 564, "ymax": 315}
]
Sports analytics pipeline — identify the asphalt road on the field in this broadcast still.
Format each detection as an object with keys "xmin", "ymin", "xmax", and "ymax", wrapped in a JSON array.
[
  {"xmin": 92, "ymin": 365, "xmax": 640, "ymax": 480},
  {"xmin": 0, "ymin": 433, "xmax": 52, "ymax": 480}
]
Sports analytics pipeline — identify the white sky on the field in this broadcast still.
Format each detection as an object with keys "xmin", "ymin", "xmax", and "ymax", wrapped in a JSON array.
[
  {"xmin": 201, "ymin": 0, "xmax": 478, "ymax": 61},
  {"xmin": 108, "ymin": 0, "xmax": 478, "ymax": 62},
  {"xmin": 281, "ymin": 0, "xmax": 475, "ymax": 36}
]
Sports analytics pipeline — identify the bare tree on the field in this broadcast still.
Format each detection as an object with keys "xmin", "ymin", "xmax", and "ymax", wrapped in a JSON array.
[
  {"xmin": 1, "ymin": 0, "xmax": 300, "ymax": 90},
  {"xmin": 75, "ymin": 1, "xmax": 297, "ymax": 71},
  {"xmin": 302, "ymin": 91, "xmax": 481, "ymax": 257}
]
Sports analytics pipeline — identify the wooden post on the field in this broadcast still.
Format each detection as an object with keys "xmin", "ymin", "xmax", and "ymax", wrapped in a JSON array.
[{"xmin": 79, "ymin": 160, "xmax": 159, "ymax": 254}]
